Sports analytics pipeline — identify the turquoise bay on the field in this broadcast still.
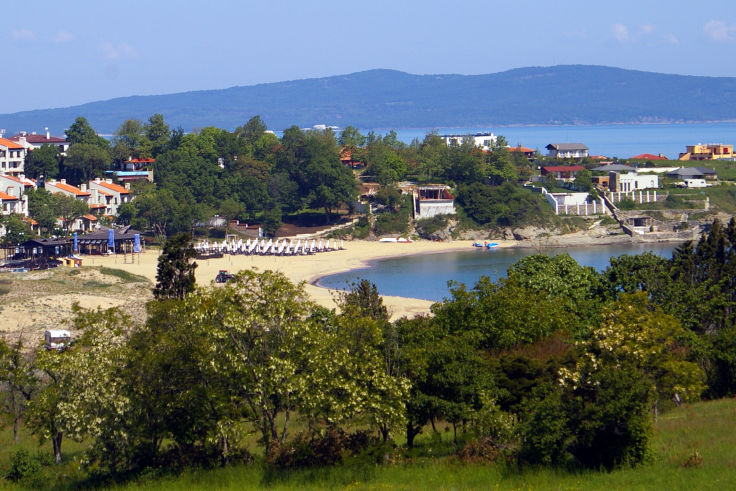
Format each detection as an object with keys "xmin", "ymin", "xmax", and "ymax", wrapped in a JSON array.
[{"xmin": 317, "ymin": 243, "xmax": 678, "ymax": 302}]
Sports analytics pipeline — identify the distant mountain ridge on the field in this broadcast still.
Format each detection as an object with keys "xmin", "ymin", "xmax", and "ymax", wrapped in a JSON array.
[{"xmin": 3, "ymin": 65, "xmax": 736, "ymax": 134}]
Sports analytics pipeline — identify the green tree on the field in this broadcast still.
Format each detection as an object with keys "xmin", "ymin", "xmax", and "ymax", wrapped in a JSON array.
[
  {"xmin": 143, "ymin": 113, "xmax": 171, "ymax": 157},
  {"xmin": 50, "ymin": 193, "xmax": 89, "ymax": 234},
  {"xmin": 24, "ymin": 144, "xmax": 60, "ymax": 179},
  {"xmin": 0, "ymin": 336, "xmax": 36, "ymax": 443},
  {"xmin": 63, "ymin": 143, "xmax": 112, "ymax": 182},
  {"xmin": 339, "ymin": 126, "xmax": 366, "ymax": 148},
  {"xmin": 0, "ymin": 214, "xmax": 35, "ymax": 245},
  {"xmin": 64, "ymin": 116, "xmax": 109, "ymax": 148},
  {"xmin": 235, "ymin": 115, "xmax": 268, "ymax": 145},
  {"xmin": 153, "ymin": 233, "xmax": 197, "ymax": 300},
  {"xmin": 573, "ymin": 168, "xmax": 593, "ymax": 192}
]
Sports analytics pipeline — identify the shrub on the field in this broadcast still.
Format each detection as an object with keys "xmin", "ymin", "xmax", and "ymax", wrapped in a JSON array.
[
  {"xmin": 457, "ymin": 437, "xmax": 500, "ymax": 464},
  {"xmin": 5, "ymin": 449, "xmax": 43, "ymax": 483},
  {"xmin": 616, "ymin": 198, "xmax": 636, "ymax": 210},
  {"xmin": 266, "ymin": 430, "xmax": 381, "ymax": 469}
]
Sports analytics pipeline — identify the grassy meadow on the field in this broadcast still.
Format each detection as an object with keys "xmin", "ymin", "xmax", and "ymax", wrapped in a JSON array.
[{"xmin": 1, "ymin": 397, "xmax": 734, "ymax": 490}]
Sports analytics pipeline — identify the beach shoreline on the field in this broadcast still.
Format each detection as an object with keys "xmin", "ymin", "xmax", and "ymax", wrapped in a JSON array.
[{"xmin": 79, "ymin": 233, "xmax": 686, "ymax": 320}]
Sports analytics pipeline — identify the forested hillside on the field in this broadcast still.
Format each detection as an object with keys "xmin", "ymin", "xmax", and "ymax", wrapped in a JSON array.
[{"xmin": 3, "ymin": 65, "xmax": 736, "ymax": 133}]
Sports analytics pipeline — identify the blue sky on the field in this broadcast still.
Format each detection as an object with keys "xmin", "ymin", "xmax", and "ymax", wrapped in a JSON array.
[{"xmin": 2, "ymin": 0, "xmax": 736, "ymax": 115}]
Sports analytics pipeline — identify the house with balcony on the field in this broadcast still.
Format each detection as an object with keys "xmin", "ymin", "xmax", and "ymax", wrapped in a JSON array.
[
  {"xmin": 8, "ymin": 131, "xmax": 70, "ymax": 154},
  {"xmin": 545, "ymin": 143, "xmax": 589, "ymax": 159},
  {"xmin": 0, "ymin": 138, "xmax": 27, "ymax": 175},
  {"xmin": 87, "ymin": 178, "xmax": 131, "ymax": 216},
  {"xmin": 678, "ymin": 144, "xmax": 733, "ymax": 161}
]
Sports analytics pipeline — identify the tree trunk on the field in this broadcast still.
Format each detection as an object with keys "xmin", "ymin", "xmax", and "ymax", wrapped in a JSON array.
[
  {"xmin": 406, "ymin": 422, "xmax": 420, "ymax": 449},
  {"xmin": 380, "ymin": 426, "xmax": 390, "ymax": 443},
  {"xmin": 452, "ymin": 422, "xmax": 457, "ymax": 443},
  {"xmin": 430, "ymin": 417, "xmax": 438, "ymax": 434},
  {"xmin": 13, "ymin": 417, "xmax": 20, "ymax": 443},
  {"xmin": 53, "ymin": 432, "xmax": 63, "ymax": 464},
  {"xmin": 652, "ymin": 401, "xmax": 659, "ymax": 424}
]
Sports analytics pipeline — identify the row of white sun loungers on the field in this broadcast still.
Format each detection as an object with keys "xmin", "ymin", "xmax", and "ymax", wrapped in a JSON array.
[{"xmin": 194, "ymin": 238, "xmax": 345, "ymax": 257}]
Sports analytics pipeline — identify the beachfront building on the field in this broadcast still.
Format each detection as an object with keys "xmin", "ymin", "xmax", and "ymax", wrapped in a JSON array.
[
  {"xmin": 442, "ymin": 132, "xmax": 497, "ymax": 151},
  {"xmin": 678, "ymin": 144, "xmax": 734, "ymax": 161},
  {"xmin": 609, "ymin": 171, "xmax": 659, "ymax": 193},
  {"xmin": 0, "ymin": 137, "xmax": 27, "ymax": 175},
  {"xmin": 412, "ymin": 185, "xmax": 456, "ymax": 219},
  {"xmin": 545, "ymin": 143, "xmax": 589, "ymax": 159}
]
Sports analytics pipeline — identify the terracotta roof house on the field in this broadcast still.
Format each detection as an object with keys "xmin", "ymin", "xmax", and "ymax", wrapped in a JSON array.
[
  {"xmin": 87, "ymin": 178, "xmax": 131, "ymax": 216},
  {"xmin": 508, "ymin": 145, "xmax": 536, "ymax": 160},
  {"xmin": 0, "ymin": 137, "xmax": 27, "ymax": 175},
  {"xmin": 546, "ymin": 143, "xmax": 589, "ymax": 159},
  {"xmin": 0, "ymin": 174, "xmax": 33, "ymax": 216},
  {"xmin": 340, "ymin": 147, "xmax": 363, "ymax": 168},
  {"xmin": 45, "ymin": 179, "xmax": 91, "ymax": 201}
]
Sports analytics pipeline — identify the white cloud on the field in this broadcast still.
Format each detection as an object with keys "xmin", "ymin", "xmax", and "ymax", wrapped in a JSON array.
[
  {"xmin": 613, "ymin": 23, "xmax": 629, "ymax": 42},
  {"xmin": 662, "ymin": 33, "xmax": 679, "ymax": 45},
  {"xmin": 53, "ymin": 31, "xmax": 74, "ymax": 43},
  {"xmin": 11, "ymin": 29, "xmax": 36, "ymax": 41},
  {"xmin": 639, "ymin": 24, "xmax": 655, "ymax": 35},
  {"xmin": 100, "ymin": 42, "xmax": 138, "ymax": 61},
  {"xmin": 704, "ymin": 20, "xmax": 736, "ymax": 42}
]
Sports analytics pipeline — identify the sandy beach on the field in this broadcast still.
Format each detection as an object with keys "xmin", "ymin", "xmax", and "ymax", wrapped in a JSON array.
[
  {"xmin": 81, "ymin": 239, "xmax": 507, "ymax": 319},
  {"xmin": 2, "ymin": 230, "xmax": 687, "ymax": 339}
]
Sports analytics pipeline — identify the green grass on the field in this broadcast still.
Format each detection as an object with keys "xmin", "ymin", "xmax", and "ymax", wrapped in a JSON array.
[
  {"xmin": 99, "ymin": 267, "xmax": 149, "ymax": 283},
  {"xmin": 3, "ymin": 398, "xmax": 736, "ymax": 489}
]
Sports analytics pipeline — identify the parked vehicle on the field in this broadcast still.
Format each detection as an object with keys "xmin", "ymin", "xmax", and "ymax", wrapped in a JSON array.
[
  {"xmin": 45, "ymin": 330, "xmax": 71, "ymax": 351},
  {"xmin": 215, "ymin": 270, "xmax": 235, "ymax": 283}
]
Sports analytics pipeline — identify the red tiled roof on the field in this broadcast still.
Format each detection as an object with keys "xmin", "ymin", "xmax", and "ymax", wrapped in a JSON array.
[
  {"xmin": 542, "ymin": 165, "xmax": 585, "ymax": 172},
  {"xmin": 48, "ymin": 181, "xmax": 90, "ymax": 196},
  {"xmin": 9, "ymin": 134, "xmax": 67, "ymax": 144},
  {"xmin": 94, "ymin": 181, "xmax": 129, "ymax": 194},
  {"xmin": 0, "ymin": 174, "xmax": 24, "ymax": 184},
  {"xmin": 127, "ymin": 158, "xmax": 155, "ymax": 163},
  {"xmin": 0, "ymin": 137, "xmax": 23, "ymax": 149},
  {"xmin": 89, "ymin": 203, "xmax": 107, "ymax": 209},
  {"xmin": 23, "ymin": 217, "xmax": 38, "ymax": 226},
  {"xmin": 0, "ymin": 191, "xmax": 18, "ymax": 200},
  {"xmin": 630, "ymin": 153, "xmax": 668, "ymax": 160},
  {"xmin": 83, "ymin": 214, "xmax": 98, "ymax": 221},
  {"xmin": 509, "ymin": 146, "xmax": 534, "ymax": 153}
]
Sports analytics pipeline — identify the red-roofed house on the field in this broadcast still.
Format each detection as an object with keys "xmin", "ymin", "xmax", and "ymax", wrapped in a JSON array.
[
  {"xmin": 45, "ymin": 179, "xmax": 91, "ymax": 202},
  {"xmin": 0, "ymin": 137, "xmax": 27, "ymax": 175},
  {"xmin": 541, "ymin": 165, "xmax": 585, "ymax": 181},
  {"xmin": 87, "ymin": 178, "xmax": 131, "ymax": 216},
  {"xmin": 508, "ymin": 145, "xmax": 536, "ymax": 160},
  {"xmin": 340, "ymin": 147, "xmax": 363, "ymax": 168},
  {"xmin": 629, "ymin": 153, "xmax": 668, "ymax": 161},
  {"xmin": 0, "ymin": 174, "xmax": 33, "ymax": 216}
]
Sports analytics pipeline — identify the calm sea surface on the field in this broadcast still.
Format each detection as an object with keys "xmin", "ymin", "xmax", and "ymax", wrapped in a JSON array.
[
  {"xmin": 368, "ymin": 122, "xmax": 736, "ymax": 160},
  {"xmin": 317, "ymin": 243, "xmax": 678, "ymax": 302}
]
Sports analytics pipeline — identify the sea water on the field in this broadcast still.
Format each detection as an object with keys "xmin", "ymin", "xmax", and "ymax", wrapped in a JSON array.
[
  {"xmin": 369, "ymin": 122, "xmax": 736, "ymax": 159},
  {"xmin": 317, "ymin": 243, "xmax": 678, "ymax": 302}
]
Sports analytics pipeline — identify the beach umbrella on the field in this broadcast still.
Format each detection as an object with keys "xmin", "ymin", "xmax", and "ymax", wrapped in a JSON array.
[
  {"xmin": 108, "ymin": 228, "xmax": 114, "ymax": 251},
  {"xmin": 73, "ymin": 232, "xmax": 78, "ymax": 253},
  {"xmin": 133, "ymin": 234, "xmax": 141, "ymax": 253}
]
